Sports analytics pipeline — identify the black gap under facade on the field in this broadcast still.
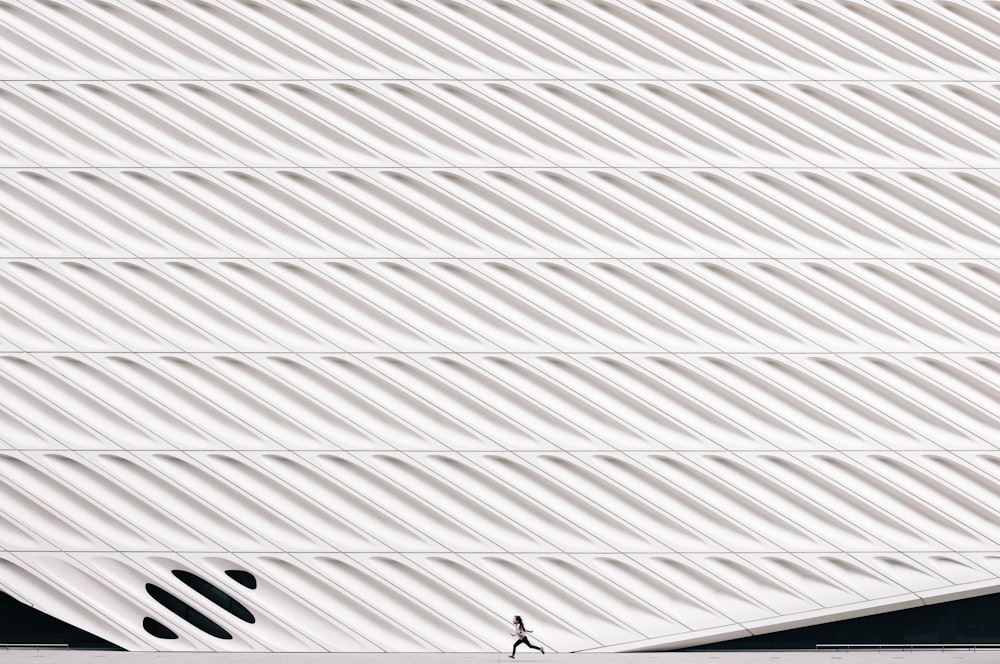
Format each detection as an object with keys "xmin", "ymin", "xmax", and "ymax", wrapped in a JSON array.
[
  {"xmin": 0, "ymin": 588, "xmax": 122, "ymax": 650},
  {"xmin": 683, "ymin": 592, "xmax": 1000, "ymax": 651}
]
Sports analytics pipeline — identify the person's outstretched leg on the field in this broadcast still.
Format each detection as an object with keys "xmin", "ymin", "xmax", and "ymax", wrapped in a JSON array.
[{"xmin": 524, "ymin": 636, "xmax": 544, "ymax": 654}]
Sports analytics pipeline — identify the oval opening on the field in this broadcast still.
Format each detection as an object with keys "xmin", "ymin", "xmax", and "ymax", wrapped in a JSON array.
[
  {"xmin": 145, "ymin": 583, "xmax": 232, "ymax": 639},
  {"xmin": 142, "ymin": 616, "xmax": 177, "ymax": 640},
  {"xmin": 172, "ymin": 570, "xmax": 255, "ymax": 624},
  {"xmin": 225, "ymin": 569, "xmax": 257, "ymax": 589}
]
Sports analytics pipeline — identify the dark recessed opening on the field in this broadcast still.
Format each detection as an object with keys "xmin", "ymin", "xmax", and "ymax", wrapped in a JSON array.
[
  {"xmin": 225, "ymin": 570, "xmax": 257, "ymax": 589},
  {"xmin": 145, "ymin": 583, "xmax": 232, "ymax": 640},
  {"xmin": 683, "ymin": 591, "xmax": 1000, "ymax": 650},
  {"xmin": 172, "ymin": 570, "xmax": 255, "ymax": 624},
  {"xmin": 142, "ymin": 616, "xmax": 177, "ymax": 640},
  {"xmin": 0, "ymin": 588, "xmax": 122, "ymax": 650}
]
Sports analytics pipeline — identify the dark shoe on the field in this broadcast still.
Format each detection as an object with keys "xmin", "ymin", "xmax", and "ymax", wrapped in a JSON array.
[{"xmin": 541, "ymin": 648, "xmax": 545, "ymax": 654}]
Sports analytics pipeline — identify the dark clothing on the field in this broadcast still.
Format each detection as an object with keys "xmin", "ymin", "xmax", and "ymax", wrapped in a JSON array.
[{"xmin": 512, "ymin": 635, "xmax": 542, "ymax": 656}]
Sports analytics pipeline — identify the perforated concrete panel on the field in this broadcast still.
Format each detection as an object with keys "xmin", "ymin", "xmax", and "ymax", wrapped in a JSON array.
[{"xmin": 3, "ymin": 0, "xmax": 1000, "ymax": 653}]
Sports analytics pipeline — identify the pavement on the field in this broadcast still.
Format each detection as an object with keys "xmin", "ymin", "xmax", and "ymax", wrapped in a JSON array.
[{"xmin": 2, "ymin": 651, "xmax": 1000, "ymax": 664}]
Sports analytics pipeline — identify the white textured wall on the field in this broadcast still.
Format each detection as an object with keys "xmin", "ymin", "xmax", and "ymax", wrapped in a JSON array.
[{"xmin": 3, "ymin": 0, "xmax": 1000, "ymax": 653}]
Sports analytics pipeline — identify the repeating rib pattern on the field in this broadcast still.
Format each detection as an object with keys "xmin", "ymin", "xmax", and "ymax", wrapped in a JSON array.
[{"xmin": 3, "ymin": 0, "xmax": 1000, "ymax": 654}]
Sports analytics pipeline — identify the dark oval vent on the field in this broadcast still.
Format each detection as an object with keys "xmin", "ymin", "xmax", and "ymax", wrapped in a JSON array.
[
  {"xmin": 145, "ymin": 583, "xmax": 232, "ymax": 640},
  {"xmin": 225, "ymin": 569, "xmax": 257, "ymax": 589},
  {"xmin": 172, "ymin": 570, "xmax": 255, "ymax": 624},
  {"xmin": 142, "ymin": 617, "xmax": 177, "ymax": 640}
]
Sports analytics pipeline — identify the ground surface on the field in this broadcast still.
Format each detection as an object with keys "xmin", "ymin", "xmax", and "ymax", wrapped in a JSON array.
[{"xmin": 1, "ymin": 652, "xmax": 1000, "ymax": 664}]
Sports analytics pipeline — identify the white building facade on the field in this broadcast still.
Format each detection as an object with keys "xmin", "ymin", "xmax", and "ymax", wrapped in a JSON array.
[{"xmin": 2, "ymin": 0, "xmax": 1000, "ymax": 652}]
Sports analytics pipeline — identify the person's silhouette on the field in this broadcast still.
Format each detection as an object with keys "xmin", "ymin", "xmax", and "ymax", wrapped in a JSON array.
[{"xmin": 509, "ymin": 615, "xmax": 544, "ymax": 658}]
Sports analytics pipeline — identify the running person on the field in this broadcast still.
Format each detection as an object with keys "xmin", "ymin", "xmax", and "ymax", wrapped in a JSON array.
[{"xmin": 509, "ymin": 615, "xmax": 544, "ymax": 658}]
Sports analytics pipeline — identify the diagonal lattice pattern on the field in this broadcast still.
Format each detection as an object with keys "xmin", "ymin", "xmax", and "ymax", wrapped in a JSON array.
[{"xmin": 3, "ymin": 0, "xmax": 1000, "ymax": 653}]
